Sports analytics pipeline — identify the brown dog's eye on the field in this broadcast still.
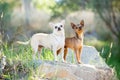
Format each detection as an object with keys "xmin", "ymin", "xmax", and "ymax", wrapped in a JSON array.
[
  {"xmin": 60, "ymin": 25, "xmax": 63, "ymax": 27},
  {"xmin": 76, "ymin": 27, "xmax": 78, "ymax": 29},
  {"xmin": 55, "ymin": 26, "xmax": 57, "ymax": 29}
]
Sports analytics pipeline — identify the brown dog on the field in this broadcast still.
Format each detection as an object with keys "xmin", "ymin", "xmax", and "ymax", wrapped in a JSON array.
[{"xmin": 63, "ymin": 20, "xmax": 84, "ymax": 64}]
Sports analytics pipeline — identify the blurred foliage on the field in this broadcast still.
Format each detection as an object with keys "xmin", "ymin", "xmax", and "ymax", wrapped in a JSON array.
[
  {"xmin": 0, "ymin": 0, "xmax": 120, "ymax": 79},
  {"xmin": 92, "ymin": 0, "xmax": 120, "ymax": 41},
  {"xmin": 91, "ymin": 0, "xmax": 120, "ymax": 78},
  {"xmin": 100, "ymin": 42, "xmax": 120, "ymax": 79},
  {"xmin": 50, "ymin": 0, "xmax": 88, "ymax": 18},
  {"xmin": 32, "ymin": 0, "xmax": 56, "ymax": 13},
  {"xmin": 51, "ymin": 0, "xmax": 120, "ymax": 40},
  {"xmin": 0, "ymin": 0, "xmax": 14, "ymax": 30},
  {"xmin": 0, "ymin": 0, "xmax": 17, "ymax": 42}
]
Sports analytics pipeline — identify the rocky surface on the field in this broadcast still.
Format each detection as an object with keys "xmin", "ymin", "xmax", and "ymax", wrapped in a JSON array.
[
  {"xmin": 57, "ymin": 45, "xmax": 108, "ymax": 67},
  {"xmin": 32, "ymin": 45, "xmax": 114, "ymax": 80},
  {"xmin": 33, "ymin": 61, "xmax": 114, "ymax": 80},
  {"xmin": 81, "ymin": 45, "xmax": 108, "ymax": 67},
  {"xmin": 0, "ymin": 45, "xmax": 115, "ymax": 80}
]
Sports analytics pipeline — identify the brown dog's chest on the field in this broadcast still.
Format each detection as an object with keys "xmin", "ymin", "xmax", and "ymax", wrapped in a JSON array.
[{"xmin": 65, "ymin": 37, "xmax": 83, "ymax": 50}]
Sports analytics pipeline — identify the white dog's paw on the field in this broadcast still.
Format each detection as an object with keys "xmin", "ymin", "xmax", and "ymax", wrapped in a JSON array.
[
  {"xmin": 54, "ymin": 58, "xmax": 58, "ymax": 62},
  {"xmin": 62, "ymin": 59, "xmax": 67, "ymax": 63}
]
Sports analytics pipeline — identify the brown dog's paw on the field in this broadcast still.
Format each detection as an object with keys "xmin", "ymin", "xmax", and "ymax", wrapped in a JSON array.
[
  {"xmin": 62, "ymin": 60, "xmax": 67, "ymax": 63},
  {"xmin": 78, "ymin": 61, "xmax": 82, "ymax": 64}
]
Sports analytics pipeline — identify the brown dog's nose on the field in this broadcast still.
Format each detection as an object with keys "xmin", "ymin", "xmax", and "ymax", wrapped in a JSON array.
[
  {"xmin": 58, "ymin": 27, "xmax": 61, "ymax": 31},
  {"xmin": 79, "ymin": 27, "xmax": 82, "ymax": 30}
]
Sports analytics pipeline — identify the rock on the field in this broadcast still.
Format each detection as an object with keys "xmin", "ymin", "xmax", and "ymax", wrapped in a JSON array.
[
  {"xmin": 81, "ymin": 45, "xmax": 108, "ymax": 67},
  {"xmin": 36, "ymin": 46, "xmax": 114, "ymax": 80},
  {"xmin": 32, "ymin": 61, "xmax": 113, "ymax": 80},
  {"xmin": 57, "ymin": 45, "xmax": 108, "ymax": 67}
]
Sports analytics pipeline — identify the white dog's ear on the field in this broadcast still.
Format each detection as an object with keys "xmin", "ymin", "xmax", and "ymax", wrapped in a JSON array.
[
  {"xmin": 61, "ymin": 20, "xmax": 65, "ymax": 25},
  {"xmin": 49, "ymin": 22, "xmax": 54, "ymax": 27}
]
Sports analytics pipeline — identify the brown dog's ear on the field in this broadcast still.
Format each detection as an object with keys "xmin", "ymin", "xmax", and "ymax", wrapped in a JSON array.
[
  {"xmin": 80, "ymin": 20, "xmax": 84, "ymax": 26},
  {"xmin": 71, "ymin": 22, "xmax": 76, "ymax": 29}
]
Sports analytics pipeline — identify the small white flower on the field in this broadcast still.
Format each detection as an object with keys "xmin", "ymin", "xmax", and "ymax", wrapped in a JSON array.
[{"xmin": 0, "ymin": 51, "xmax": 6, "ymax": 70}]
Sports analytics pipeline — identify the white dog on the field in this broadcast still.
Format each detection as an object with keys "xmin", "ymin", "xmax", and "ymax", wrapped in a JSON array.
[{"xmin": 17, "ymin": 20, "xmax": 65, "ymax": 62}]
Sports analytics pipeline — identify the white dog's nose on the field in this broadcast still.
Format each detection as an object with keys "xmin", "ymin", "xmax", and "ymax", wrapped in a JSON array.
[{"xmin": 58, "ymin": 27, "xmax": 61, "ymax": 31}]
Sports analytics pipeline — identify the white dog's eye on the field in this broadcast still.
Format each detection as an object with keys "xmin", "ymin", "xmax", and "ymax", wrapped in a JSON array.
[
  {"xmin": 60, "ymin": 25, "xmax": 63, "ymax": 27},
  {"xmin": 55, "ymin": 26, "xmax": 57, "ymax": 29}
]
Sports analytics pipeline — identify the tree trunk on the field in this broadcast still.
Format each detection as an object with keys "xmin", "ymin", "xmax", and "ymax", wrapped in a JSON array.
[
  {"xmin": 22, "ymin": 0, "xmax": 31, "ymax": 27},
  {"xmin": 21, "ymin": 0, "xmax": 32, "ymax": 37}
]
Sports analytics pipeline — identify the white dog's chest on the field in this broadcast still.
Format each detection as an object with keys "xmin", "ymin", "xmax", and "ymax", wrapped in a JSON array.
[
  {"xmin": 57, "ymin": 40, "xmax": 64, "ymax": 49},
  {"xmin": 53, "ymin": 36, "xmax": 65, "ymax": 49}
]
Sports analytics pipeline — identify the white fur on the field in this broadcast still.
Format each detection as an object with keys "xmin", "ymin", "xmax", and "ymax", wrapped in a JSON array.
[{"xmin": 17, "ymin": 20, "xmax": 65, "ymax": 62}]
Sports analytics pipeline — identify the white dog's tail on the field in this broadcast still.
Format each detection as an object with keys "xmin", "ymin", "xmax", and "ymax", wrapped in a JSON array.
[{"xmin": 16, "ymin": 40, "xmax": 30, "ymax": 45}]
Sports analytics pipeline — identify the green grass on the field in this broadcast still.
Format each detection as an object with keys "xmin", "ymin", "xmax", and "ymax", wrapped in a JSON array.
[
  {"xmin": 100, "ymin": 42, "xmax": 120, "ymax": 80},
  {"xmin": 0, "ymin": 43, "xmax": 54, "ymax": 80},
  {"xmin": 86, "ymin": 40, "xmax": 120, "ymax": 79},
  {"xmin": 84, "ymin": 39, "xmax": 109, "ymax": 51}
]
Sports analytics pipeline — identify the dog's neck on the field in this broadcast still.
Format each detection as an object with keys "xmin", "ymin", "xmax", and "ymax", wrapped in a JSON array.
[
  {"xmin": 52, "ymin": 31, "xmax": 65, "ymax": 42},
  {"xmin": 53, "ymin": 31, "xmax": 65, "ymax": 37},
  {"xmin": 75, "ymin": 32, "xmax": 83, "ymax": 40}
]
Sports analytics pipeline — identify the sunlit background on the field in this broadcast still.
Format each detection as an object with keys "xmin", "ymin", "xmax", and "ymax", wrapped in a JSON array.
[{"xmin": 0, "ymin": 0, "xmax": 120, "ymax": 79}]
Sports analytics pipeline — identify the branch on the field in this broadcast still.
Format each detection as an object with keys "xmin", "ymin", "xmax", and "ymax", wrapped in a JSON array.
[
  {"xmin": 111, "ymin": 6, "xmax": 120, "ymax": 33},
  {"xmin": 97, "ymin": 9, "xmax": 119, "ymax": 38}
]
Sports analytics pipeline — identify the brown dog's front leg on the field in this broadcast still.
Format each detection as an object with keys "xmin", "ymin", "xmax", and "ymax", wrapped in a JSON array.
[
  {"xmin": 78, "ymin": 47, "xmax": 83, "ymax": 64},
  {"xmin": 75, "ymin": 49, "xmax": 81, "ymax": 64},
  {"xmin": 64, "ymin": 47, "xmax": 68, "ymax": 61},
  {"xmin": 57, "ymin": 48, "xmax": 61, "ymax": 55}
]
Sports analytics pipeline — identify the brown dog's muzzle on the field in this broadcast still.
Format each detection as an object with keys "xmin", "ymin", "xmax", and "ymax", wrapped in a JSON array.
[{"xmin": 79, "ymin": 27, "xmax": 82, "ymax": 30}]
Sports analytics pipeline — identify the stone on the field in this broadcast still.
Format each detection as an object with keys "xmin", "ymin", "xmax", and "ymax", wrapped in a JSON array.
[
  {"xmin": 32, "ymin": 61, "xmax": 114, "ymax": 80},
  {"xmin": 57, "ymin": 45, "xmax": 108, "ymax": 67}
]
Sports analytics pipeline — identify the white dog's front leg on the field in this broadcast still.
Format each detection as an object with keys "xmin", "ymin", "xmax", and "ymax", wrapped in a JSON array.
[
  {"xmin": 53, "ymin": 48, "xmax": 57, "ymax": 61},
  {"xmin": 61, "ymin": 47, "xmax": 66, "ymax": 62}
]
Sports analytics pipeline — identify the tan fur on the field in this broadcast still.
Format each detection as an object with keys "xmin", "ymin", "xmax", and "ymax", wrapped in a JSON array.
[{"xmin": 58, "ymin": 20, "xmax": 84, "ymax": 64}]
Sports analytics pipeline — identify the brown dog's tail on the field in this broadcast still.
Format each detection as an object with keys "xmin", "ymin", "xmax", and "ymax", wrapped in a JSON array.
[{"xmin": 16, "ymin": 40, "xmax": 30, "ymax": 45}]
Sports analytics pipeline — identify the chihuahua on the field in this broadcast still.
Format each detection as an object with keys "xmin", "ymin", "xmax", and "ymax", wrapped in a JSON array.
[
  {"xmin": 17, "ymin": 20, "xmax": 65, "ymax": 62},
  {"xmin": 63, "ymin": 20, "xmax": 84, "ymax": 64}
]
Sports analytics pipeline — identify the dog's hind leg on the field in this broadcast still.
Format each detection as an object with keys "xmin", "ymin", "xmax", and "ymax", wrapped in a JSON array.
[
  {"xmin": 32, "ymin": 50, "xmax": 37, "ymax": 60},
  {"xmin": 32, "ymin": 46, "xmax": 38, "ymax": 60},
  {"xmin": 38, "ymin": 45, "xmax": 43, "ymax": 59}
]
